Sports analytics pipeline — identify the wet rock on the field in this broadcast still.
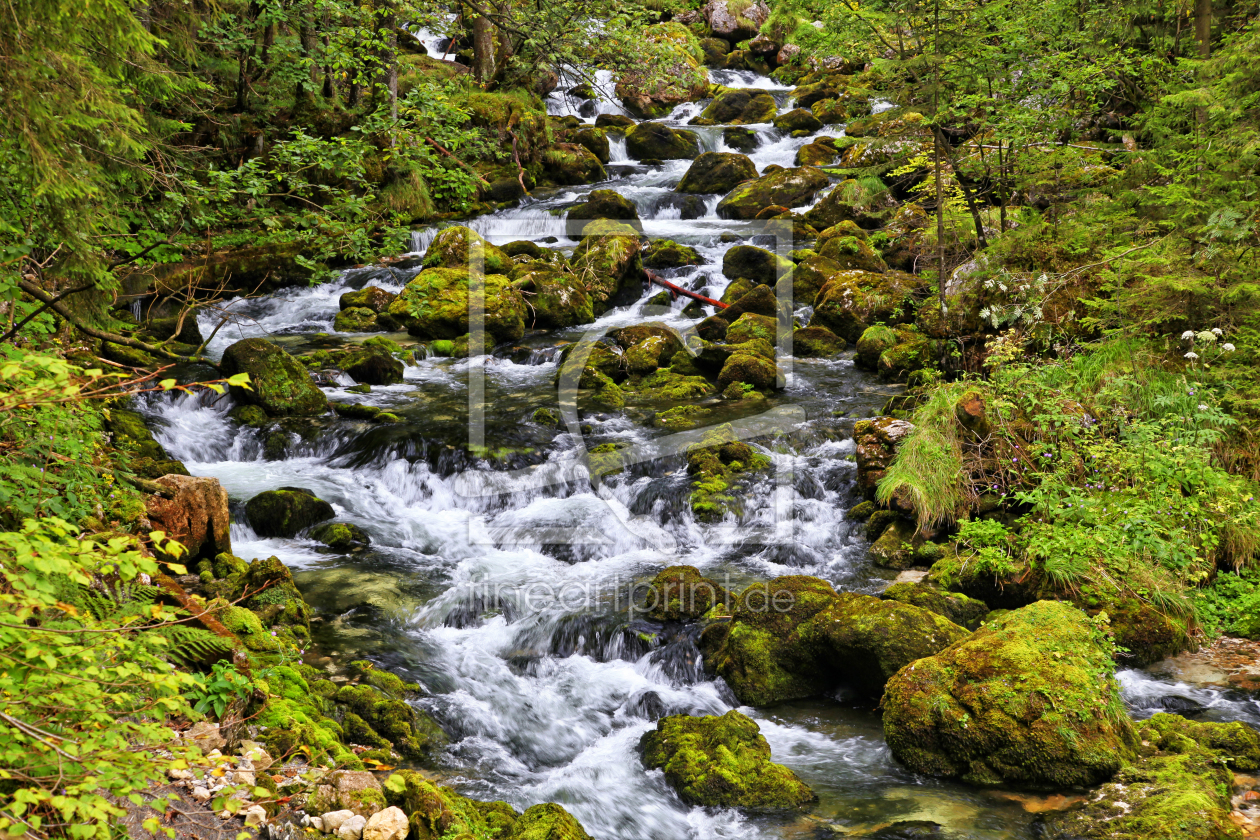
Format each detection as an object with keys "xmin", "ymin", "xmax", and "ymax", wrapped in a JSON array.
[
  {"xmin": 511, "ymin": 264, "xmax": 595, "ymax": 329},
  {"xmin": 699, "ymin": 37, "xmax": 730, "ymax": 66},
  {"xmin": 817, "ymin": 224, "xmax": 888, "ymax": 273},
  {"xmin": 700, "ymin": 89, "xmax": 778, "ymax": 125},
  {"xmin": 795, "ymin": 139, "xmax": 838, "ymax": 167},
  {"xmin": 643, "ymin": 239, "xmax": 703, "ymax": 269},
  {"xmin": 421, "ymin": 226, "xmax": 512, "ymax": 275},
  {"xmin": 221, "ymin": 338, "xmax": 328, "ymax": 417},
  {"xmin": 853, "ymin": 416, "xmax": 914, "ymax": 499},
  {"xmin": 595, "ymin": 113, "xmax": 636, "ymax": 129},
  {"xmin": 626, "ymin": 122, "xmax": 701, "ymax": 161},
  {"xmin": 703, "ymin": 0, "xmax": 769, "ymax": 40},
  {"xmin": 716, "ymin": 166, "xmax": 830, "ymax": 220},
  {"xmin": 722, "ymin": 126, "xmax": 759, "ymax": 153},
  {"xmin": 791, "ymin": 326, "xmax": 844, "ymax": 357},
  {"xmin": 773, "ymin": 108, "xmax": 822, "ymax": 134},
  {"xmin": 855, "ymin": 325, "xmax": 899, "ymax": 371},
  {"xmin": 805, "ymin": 182, "xmax": 886, "ymax": 231},
  {"xmin": 386, "ymin": 268, "xmax": 526, "ymax": 345},
  {"xmin": 541, "ymin": 142, "xmax": 607, "ymax": 185},
  {"xmin": 718, "ymin": 352, "xmax": 779, "ymax": 391},
  {"xmin": 640, "ymin": 710, "xmax": 815, "ymax": 809},
  {"xmin": 340, "ymin": 347, "xmax": 404, "ymax": 385},
  {"xmin": 1073, "ymin": 590, "xmax": 1195, "ymax": 667},
  {"xmin": 334, "ymin": 307, "xmax": 384, "ymax": 333},
  {"xmin": 571, "ymin": 221, "xmax": 648, "ymax": 315},
  {"xmin": 244, "ymin": 488, "xmax": 335, "ymax": 538},
  {"xmin": 310, "ymin": 521, "xmax": 372, "ymax": 552},
  {"xmin": 567, "ymin": 189, "xmax": 641, "ymax": 231},
  {"xmin": 502, "ymin": 240, "xmax": 547, "ymax": 260},
  {"xmin": 723, "ymin": 245, "xmax": 794, "ymax": 288},
  {"xmin": 676, "ymin": 152, "xmax": 758, "ymax": 194},
  {"xmin": 702, "ymin": 575, "xmax": 969, "ymax": 703},
  {"xmin": 640, "ymin": 565, "xmax": 730, "ymax": 621},
  {"xmin": 880, "ymin": 581, "xmax": 988, "ymax": 630},
  {"xmin": 145, "ymin": 475, "xmax": 231, "ymax": 562},
  {"xmin": 340, "ymin": 286, "xmax": 397, "ymax": 313},
  {"xmin": 882, "ymin": 600, "xmax": 1137, "ymax": 788},
  {"xmin": 722, "ymin": 285, "xmax": 780, "ymax": 323},
  {"xmin": 309, "ymin": 771, "xmax": 386, "ymax": 818},
  {"xmin": 810, "ymin": 270, "xmax": 924, "ymax": 343},
  {"xmin": 571, "ymin": 127, "xmax": 610, "ymax": 164}
]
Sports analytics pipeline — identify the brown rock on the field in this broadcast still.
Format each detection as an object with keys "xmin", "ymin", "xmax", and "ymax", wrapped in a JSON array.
[
  {"xmin": 311, "ymin": 770, "xmax": 385, "ymax": 818},
  {"xmin": 145, "ymin": 475, "xmax": 231, "ymax": 562},
  {"xmin": 853, "ymin": 417, "xmax": 914, "ymax": 500}
]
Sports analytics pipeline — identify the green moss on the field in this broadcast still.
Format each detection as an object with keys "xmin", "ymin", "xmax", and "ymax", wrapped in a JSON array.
[
  {"xmin": 717, "ymin": 353, "xmax": 779, "ymax": 391},
  {"xmin": 715, "ymin": 166, "xmax": 829, "ymax": 220},
  {"xmin": 309, "ymin": 521, "xmax": 371, "ymax": 551},
  {"xmin": 868, "ymin": 518, "xmax": 919, "ymax": 570},
  {"xmin": 809, "ymin": 270, "xmax": 924, "ymax": 343},
  {"xmin": 643, "ymin": 239, "xmax": 703, "ymax": 269},
  {"xmin": 882, "ymin": 600, "xmax": 1137, "ymax": 788},
  {"xmin": 855, "ymin": 325, "xmax": 899, "ymax": 370},
  {"xmin": 791, "ymin": 326, "xmax": 844, "ymax": 357},
  {"xmin": 384, "ymin": 770, "xmax": 528, "ymax": 840},
  {"xmin": 229, "ymin": 404, "xmax": 269, "ymax": 427},
  {"xmin": 387, "ymin": 267, "xmax": 526, "ymax": 345},
  {"xmin": 655, "ymin": 405, "xmax": 712, "ymax": 430},
  {"xmin": 220, "ymin": 337, "xmax": 328, "ymax": 416},
  {"xmin": 640, "ymin": 566, "xmax": 730, "ymax": 621},
  {"xmin": 624, "ymin": 367, "xmax": 716, "ymax": 403},
  {"xmin": 640, "ymin": 711, "xmax": 815, "ymax": 809},
  {"xmin": 511, "ymin": 803, "xmax": 595, "ymax": 840},
  {"xmin": 244, "ymin": 489, "xmax": 334, "ymax": 538},
  {"xmin": 334, "ymin": 306, "xmax": 381, "ymax": 333},
  {"xmin": 881, "ymin": 581, "xmax": 989, "ymax": 630}
]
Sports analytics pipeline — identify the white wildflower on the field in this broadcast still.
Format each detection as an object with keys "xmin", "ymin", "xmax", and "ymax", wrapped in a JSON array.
[
  {"xmin": 1222, "ymin": 343, "xmax": 1236, "ymax": 352},
  {"xmin": 1197, "ymin": 330, "xmax": 1218, "ymax": 343},
  {"xmin": 1181, "ymin": 330, "xmax": 1195, "ymax": 340},
  {"xmin": 1198, "ymin": 404, "xmax": 1209, "ymax": 411},
  {"xmin": 1184, "ymin": 351, "xmax": 1199, "ymax": 360},
  {"xmin": 1211, "ymin": 327, "xmax": 1223, "ymax": 336}
]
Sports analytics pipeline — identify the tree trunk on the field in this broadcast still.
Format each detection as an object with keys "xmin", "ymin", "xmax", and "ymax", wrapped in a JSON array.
[
  {"xmin": 1195, "ymin": 0, "xmax": 1211, "ymax": 57},
  {"xmin": 472, "ymin": 13, "xmax": 496, "ymax": 84}
]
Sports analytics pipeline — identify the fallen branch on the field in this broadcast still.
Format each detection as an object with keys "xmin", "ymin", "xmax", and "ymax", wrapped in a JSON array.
[
  {"xmin": 425, "ymin": 138, "xmax": 490, "ymax": 185},
  {"xmin": 646, "ymin": 270, "xmax": 728, "ymax": 310},
  {"xmin": 507, "ymin": 128, "xmax": 529, "ymax": 196}
]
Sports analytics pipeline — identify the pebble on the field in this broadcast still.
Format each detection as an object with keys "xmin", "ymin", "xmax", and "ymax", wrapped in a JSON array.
[
  {"xmin": 191, "ymin": 787, "xmax": 211, "ymax": 802},
  {"xmin": 320, "ymin": 811, "xmax": 355, "ymax": 833},
  {"xmin": 336, "ymin": 814, "xmax": 367, "ymax": 840},
  {"xmin": 243, "ymin": 805, "xmax": 267, "ymax": 827}
]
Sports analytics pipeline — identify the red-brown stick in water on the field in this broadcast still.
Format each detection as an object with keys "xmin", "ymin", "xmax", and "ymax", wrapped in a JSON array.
[{"xmin": 645, "ymin": 269, "xmax": 729, "ymax": 309}]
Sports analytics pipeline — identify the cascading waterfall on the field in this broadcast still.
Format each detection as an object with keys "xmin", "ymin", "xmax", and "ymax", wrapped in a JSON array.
[{"xmin": 138, "ymin": 63, "xmax": 1251, "ymax": 840}]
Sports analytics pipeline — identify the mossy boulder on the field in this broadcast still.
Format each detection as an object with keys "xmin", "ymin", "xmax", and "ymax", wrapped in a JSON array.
[
  {"xmin": 310, "ymin": 521, "xmax": 372, "ymax": 551},
  {"xmin": 810, "ymin": 98, "xmax": 848, "ymax": 124},
  {"xmin": 624, "ymin": 367, "xmax": 716, "ymax": 403},
  {"xmin": 334, "ymin": 307, "xmax": 384, "ymax": 333},
  {"xmin": 795, "ymin": 140, "xmax": 838, "ymax": 167},
  {"xmin": 723, "ymin": 245, "xmax": 794, "ymax": 287},
  {"xmin": 511, "ymin": 266, "xmax": 595, "ymax": 329},
  {"xmin": 334, "ymin": 682, "xmax": 448, "ymax": 764},
  {"xmin": 339, "ymin": 346, "xmax": 405, "ymax": 385},
  {"xmin": 809, "ymin": 270, "xmax": 923, "ymax": 343},
  {"xmin": 422, "ymin": 226, "xmax": 512, "ymax": 275},
  {"xmin": 386, "ymin": 268, "xmax": 527, "ymax": 345},
  {"xmin": 700, "ymin": 89, "xmax": 778, "ymax": 125},
  {"xmin": 640, "ymin": 711, "xmax": 815, "ymax": 809},
  {"xmin": 340, "ymin": 286, "xmax": 398, "ymax": 313},
  {"xmin": 571, "ymin": 127, "xmax": 610, "ymax": 164},
  {"xmin": 684, "ymin": 437, "xmax": 771, "ymax": 521},
  {"xmin": 570, "ymin": 221, "xmax": 647, "ymax": 314},
  {"xmin": 541, "ymin": 143, "xmax": 607, "ymax": 185},
  {"xmin": 512, "ymin": 803, "xmax": 594, "ymax": 840},
  {"xmin": 385, "ymin": 770, "xmax": 523, "ymax": 840},
  {"xmin": 220, "ymin": 338, "xmax": 328, "ymax": 417},
  {"xmin": 626, "ymin": 122, "xmax": 701, "ymax": 160},
  {"xmin": 721, "ymin": 285, "xmax": 780, "ymax": 323},
  {"xmin": 502, "ymin": 240, "xmax": 547, "ymax": 260},
  {"xmin": 718, "ymin": 353, "xmax": 779, "ymax": 391},
  {"xmin": 1072, "ymin": 589, "xmax": 1195, "ymax": 667},
  {"xmin": 787, "ymin": 255, "xmax": 841, "ymax": 304},
  {"xmin": 855, "ymin": 325, "xmax": 899, "ymax": 370},
  {"xmin": 716, "ymin": 166, "xmax": 830, "ymax": 220},
  {"xmin": 567, "ymin": 189, "xmax": 641, "ymax": 231},
  {"xmin": 701, "ymin": 576, "xmax": 969, "ymax": 703},
  {"xmin": 703, "ymin": 0, "xmax": 770, "ymax": 40},
  {"xmin": 817, "ymin": 229, "xmax": 889, "ymax": 273},
  {"xmin": 722, "ymin": 126, "xmax": 758, "ymax": 153},
  {"xmin": 881, "ymin": 581, "xmax": 988, "ymax": 630},
  {"xmin": 877, "ymin": 330, "xmax": 935, "ymax": 381},
  {"xmin": 1041, "ymin": 713, "xmax": 1260, "ymax": 840},
  {"xmin": 725, "ymin": 313, "xmax": 777, "ymax": 346},
  {"xmin": 791, "ymin": 326, "xmax": 844, "ymax": 357},
  {"xmin": 676, "ymin": 152, "xmax": 758, "ymax": 194},
  {"xmin": 882, "ymin": 600, "xmax": 1137, "ymax": 788},
  {"xmin": 640, "ymin": 565, "xmax": 731, "ymax": 621},
  {"xmin": 772, "ymin": 108, "xmax": 822, "ymax": 134},
  {"xmin": 244, "ymin": 488, "xmax": 335, "ymax": 538},
  {"xmin": 643, "ymin": 239, "xmax": 703, "ymax": 269}
]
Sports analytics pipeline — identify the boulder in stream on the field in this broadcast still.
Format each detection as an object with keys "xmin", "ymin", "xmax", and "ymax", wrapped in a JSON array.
[
  {"xmin": 791, "ymin": 325, "xmax": 844, "ymax": 358},
  {"xmin": 145, "ymin": 474, "xmax": 231, "ymax": 563},
  {"xmin": 566, "ymin": 189, "xmax": 641, "ymax": 231},
  {"xmin": 676, "ymin": 152, "xmax": 757, "ymax": 194},
  {"xmin": 715, "ymin": 166, "xmax": 830, "ymax": 220},
  {"xmin": 722, "ymin": 245, "xmax": 794, "ymax": 287},
  {"xmin": 772, "ymin": 108, "xmax": 822, "ymax": 135},
  {"xmin": 384, "ymin": 770, "xmax": 593, "ymax": 840},
  {"xmin": 386, "ymin": 268, "xmax": 527, "ymax": 345},
  {"xmin": 809, "ymin": 269, "xmax": 924, "ymax": 343},
  {"xmin": 244, "ymin": 487, "xmax": 335, "ymax": 537},
  {"xmin": 640, "ymin": 710, "xmax": 815, "ymax": 809},
  {"xmin": 700, "ymin": 89, "xmax": 778, "ymax": 125},
  {"xmin": 541, "ymin": 143, "xmax": 607, "ymax": 185},
  {"xmin": 882, "ymin": 600, "xmax": 1138, "ymax": 788},
  {"xmin": 221, "ymin": 337, "xmax": 329, "ymax": 417},
  {"xmin": 421, "ymin": 226, "xmax": 512, "ymax": 275},
  {"xmin": 626, "ymin": 122, "xmax": 701, "ymax": 161},
  {"xmin": 642, "ymin": 239, "xmax": 702, "ymax": 269},
  {"xmin": 701, "ymin": 575, "xmax": 969, "ymax": 704},
  {"xmin": 570, "ymin": 220, "xmax": 648, "ymax": 315},
  {"xmin": 639, "ymin": 566, "xmax": 731, "ymax": 621}
]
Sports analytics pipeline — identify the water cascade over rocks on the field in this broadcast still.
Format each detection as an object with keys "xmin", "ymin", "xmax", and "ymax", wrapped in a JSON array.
[{"xmin": 138, "ymin": 62, "xmax": 1260, "ymax": 840}]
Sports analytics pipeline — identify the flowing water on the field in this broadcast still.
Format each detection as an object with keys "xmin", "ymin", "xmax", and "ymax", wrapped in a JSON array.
[{"xmin": 140, "ymin": 67, "xmax": 1256, "ymax": 840}]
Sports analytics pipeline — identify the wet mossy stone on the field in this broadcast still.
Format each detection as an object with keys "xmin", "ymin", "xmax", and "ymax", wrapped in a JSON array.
[
  {"xmin": 640, "ymin": 711, "xmax": 815, "ymax": 809},
  {"xmin": 722, "ymin": 126, "xmax": 759, "ymax": 153},
  {"xmin": 792, "ymin": 326, "xmax": 844, "ymax": 358},
  {"xmin": 385, "ymin": 770, "xmax": 514, "ymax": 840},
  {"xmin": 541, "ymin": 142, "xmax": 607, "ymax": 185},
  {"xmin": 696, "ymin": 314, "xmax": 729, "ymax": 341},
  {"xmin": 772, "ymin": 108, "xmax": 822, "ymax": 134},
  {"xmin": 570, "ymin": 221, "xmax": 647, "ymax": 314},
  {"xmin": 882, "ymin": 600, "xmax": 1137, "ymax": 788},
  {"xmin": 339, "ymin": 286, "xmax": 397, "ymax": 313},
  {"xmin": 502, "ymin": 240, "xmax": 547, "ymax": 260},
  {"xmin": 878, "ymin": 330, "xmax": 935, "ymax": 382},
  {"xmin": 422, "ymin": 226, "xmax": 512, "ymax": 275},
  {"xmin": 512, "ymin": 265, "xmax": 595, "ymax": 329},
  {"xmin": 654, "ymin": 405, "xmax": 712, "ymax": 430},
  {"xmin": 817, "ymin": 231, "xmax": 889, "ymax": 274},
  {"xmin": 881, "ymin": 581, "xmax": 988, "ymax": 631},
  {"xmin": 809, "ymin": 270, "xmax": 923, "ymax": 343},
  {"xmin": 334, "ymin": 307, "xmax": 382, "ymax": 333},
  {"xmin": 220, "ymin": 337, "xmax": 328, "ymax": 417},
  {"xmin": 595, "ymin": 113, "xmax": 636, "ymax": 129},
  {"xmin": 244, "ymin": 488, "xmax": 335, "ymax": 538},
  {"xmin": 625, "ymin": 122, "xmax": 701, "ymax": 161},
  {"xmin": 512, "ymin": 803, "xmax": 595, "ymax": 840},
  {"xmin": 718, "ymin": 352, "xmax": 778, "ymax": 391},
  {"xmin": 676, "ymin": 152, "xmax": 758, "ymax": 194},
  {"xmin": 625, "ymin": 367, "xmax": 717, "ymax": 403},
  {"xmin": 702, "ymin": 576, "xmax": 969, "ymax": 704},
  {"xmin": 333, "ymin": 401, "xmax": 382, "ymax": 420},
  {"xmin": 723, "ymin": 245, "xmax": 794, "ymax": 287},
  {"xmin": 387, "ymin": 268, "xmax": 527, "ymax": 345},
  {"xmin": 310, "ymin": 521, "xmax": 372, "ymax": 551},
  {"xmin": 643, "ymin": 239, "xmax": 703, "ymax": 269},
  {"xmin": 333, "ymin": 683, "xmax": 449, "ymax": 763},
  {"xmin": 571, "ymin": 126, "xmax": 610, "ymax": 165},
  {"xmin": 1071, "ymin": 589, "xmax": 1194, "ymax": 667},
  {"xmin": 567, "ymin": 189, "xmax": 642, "ymax": 231},
  {"xmin": 855, "ymin": 325, "xmax": 899, "ymax": 371},
  {"xmin": 719, "ymin": 277, "xmax": 756, "ymax": 306},
  {"xmin": 795, "ymin": 140, "xmax": 838, "ymax": 167},
  {"xmin": 531, "ymin": 407, "xmax": 561, "ymax": 427},
  {"xmin": 699, "ymin": 36, "xmax": 730, "ymax": 66},
  {"xmin": 339, "ymin": 346, "xmax": 404, "ymax": 385},
  {"xmin": 716, "ymin": 166, "xmax": 830, "ymax": 220},
  {"xmin": 725, "ymin": 313, "xmax": 777, "ymax": 346},
  {"xmin": 641, "ymin": 565, "xmax": 731, "ymax": 621},
  {"xmin": 1041, "ymin": 713, "xmax": 1259, "ymax": 840},
  {"xmin": 722, "ymin": 285, "xmax": 781, "ymax": 323},
  {"xmin": 700, "ymin": 89, "xmax": 778, "ymax": 125}
]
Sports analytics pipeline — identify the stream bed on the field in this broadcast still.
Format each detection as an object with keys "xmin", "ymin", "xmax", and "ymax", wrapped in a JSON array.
[{"xmin": 141, "ymin": 66, "xmax": 1257, "ymax": 840}]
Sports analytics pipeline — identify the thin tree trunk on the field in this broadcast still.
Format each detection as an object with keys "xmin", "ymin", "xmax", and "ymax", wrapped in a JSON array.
[
  {"xmin": 1194, "ymin": 0, "xmax": 1211, "ymax": 57},
  {"xmin": 472, "ymin": 13, "xmax": 496, "ymax": 84}
]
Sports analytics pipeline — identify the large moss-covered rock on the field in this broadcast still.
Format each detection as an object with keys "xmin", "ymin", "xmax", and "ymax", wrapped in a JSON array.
[
  {"xmin": 422, "ymin": 226, "xmax": 512, "ymax": 275},
  {"xmin": 817, "ymin": 226, "xmax": 889, "ymax": 273},
  {"xmin": 725, "ymin": 313, "xmax": 777, "ymax": 346},
  {"xmin": 791, "ymin": 326, "xmax": 844, "ymax": 357},
  {"xmin": 333, "ymin": 680, "xmax": 448, "ymax": 763},
  {"xmin": 1041, "ymin": 713, "xmax": 1260, "ymax": 840},
  {"xmin": 567, "ymin": 189, "xmax": 641, "ymax": 230},
  {"xmin": 721, "ymin": 284, "xmax": 779, "ymax": 323},
  {"xmin": 334, "ymin": 307, "xmax": 385, "ymax": 333},
  {"xmin": 340, "ymin": 286, "xmax": 397, "ymax": 313},
  {"xmin": 701, "ymin": 576, "xmax": 969, "ymax": 704},
  {"xmin": 386, "ymin": 268, "xmax": 527, "ymax": 345},
  {"xmin": 700, "ymin": 89, "xmax": 778, "ymax": 125},
  {"xmin": 718, "ymin": 353, "xmax": 778, "ymax": 391},
  {"xmin": 716, "ymin": 167, "xmax": 830, "ymax": 220},
  {"xmin": 882, "ymin": 600, "xmax": 1137, "ymax": 788},
  {"xmin": 310, "ymin": 521, "xmax": 372, "ymax": 552},
  {"xmin": 676, "ymin": 152, "xmax": 758, "ymax": 194},
  {"xmin": 795, "ymin": 140, "xmax": 838, "ymax": 167},
  {"xmin": 772, "ymin": 108, "xmax": 822, "ymax": 134},
  {"xmin": 245, "ymin": 488, "xmax": 335, "ymax": 537},
  {"xmin": 881, "ymin": 581, "xmax": 988, "ymax": 630},
  {"xmin": 542, "ymin": 143, "xmax": 607, "ymax": 185},
  {"xmin": 723, "ymin": 246, "xmax": 794, "ymax": 287},
  {"xmin": 626, "ymin": 122, "xmax": 701, "ymax": 161},
  {"xmin": 809, "ymin": 270, "xmax": 923, "ymax": 343},
  {"xmin": 339, "ymin": 346, "xmax": 405, "ymax": 385},
  {"xmin": 640, "ymin": 711, "xmax": 814, "ymax": 809},
  {"xmin": 221, "ymin": 338, "xmax": 328, "ymax": 417},
  {"xmin": 571, "ymin": 127, "xmax": 610, "ymax": 164},
  {"xmin": 570, "ymin": 221, "xmax": 647, "ymax": 314},
  {"xmin": 643, "ymin": 239, "xmax": 703, "ymax": 269},
  {"xmin": 640, "ymin": 566, "xmax": 730, "ymax": 621},
  {"xmin": 703, "ymin": 0, "xmax": 769, "ymax": 40},
  {"xmin": 512, "ymin": 265, "xmax": 595, "ymax": 328},
  {"xmin": 723, "ymin": 126, "xmax": 758, "ymax": 153}
]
